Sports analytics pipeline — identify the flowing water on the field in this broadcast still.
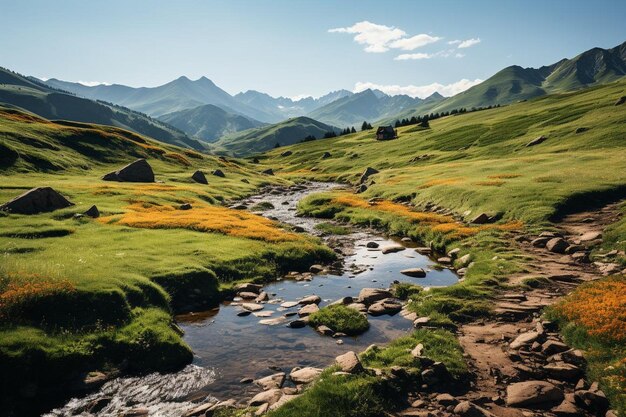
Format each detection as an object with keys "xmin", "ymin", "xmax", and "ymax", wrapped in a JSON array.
[{"xmin": 46, "ymin": 182, "xmax": 458, "ymax": 417}]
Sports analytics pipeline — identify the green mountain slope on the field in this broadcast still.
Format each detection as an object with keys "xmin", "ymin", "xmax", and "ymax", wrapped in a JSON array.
[
  {"xmin": 212, "ymin": 116, "xmax": 339, "ymax": 156},
  {"xmin": 425, "ymin": 40, "xmax": 626, "ymax": 114},
  {"xmin": 0, "ymin": 67, "xmax": 205, "ymax": 150},
  {"xmin": 159, "ymin": 104, "xmax": 265, "ymax": 142}
]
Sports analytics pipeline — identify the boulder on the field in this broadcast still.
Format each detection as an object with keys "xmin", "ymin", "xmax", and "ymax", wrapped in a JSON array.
[
  {"xmin": 84, "ymin": 205, "xmax": 100, "ymax": 218},
  {"xmin": 382, "ymin": 244, "xmax": 405, "ymax": 254},
  {"xmin": 366, "ymin": 241, "xmax": 379, "ymax": 248},
  {"xmin": 212, "ymin": 169, "xmax": 225, "ymax": 178},
  {"xmin": 436, "ymin": 393, "xmax": 458, "ymax": 406},
  {"xmin": 545, "ymin": 363, "xmax": 581, "ymax": 381},
  {"xmin": 335, "ymin": 351, "xmax": 363, "ymax": 374},
  {"xmin": 183, "ymin": 402, "xmax": 214, "ymax": 417},
  {"xmin": 506, "ymin": 381, "xmax": 564, "ymax": 408},
  {"xmin": 526, "ymin": 135, "xmax": 548, "ymax": 147},
  {"xmin": 400, "ymin": 268, "xmax": 426, "ymax": 278},
  {"xmin": 542, "ymin": 340, "xmax": 570, "ymax": 355},
  {"xmin": 179, "ymin": 203, "xmax": 192, "ymax": 210},
  {"xmin": 0, "ymin": 187, "xmax": 74, "ymax": 214},
  {"xmin": 358, "ymin": 288, "xmax": 392, "ymax": 304},
  {"xmin": 470, "ymin": 213, "xmax": 491, "ymax": 224},
  {"xmin": 359, "ymin": 167, "xmax": 379, "ymax": 184},
  {"xmin": 290, "ymin": 367, "xmax": 322, "ymax": 384},
  {"xmin": 546, "ymin": 238, "xmax": 569, "ymax": 253},
  {"xmin": 249, "ymin": 388, "xmax": 282, "ymax": 406},
  {"xmin": 317, "ymin": 325, "xmax": 334, "ymax": 336},
  {"xmin": 615, "ymin": 96, "xmax": 626, "ymax": 106},
  {"xmin": 410, "ymin": 343, "xmax": 424, "ymax": 358},
  {"xmin": 368, "ymin": 300, "xmax": 402, "ymax": 316},
  {"xmin": 237, "ymin": 283, "xmax": 263, "ymax": 293},
  {"xmin": 551, "ymin": 400, "xmax": 582, "ymax": 417},
  {"xmin": 574, "ymin": 389, "xmax": 609, "ymax": 413},
  {"xmin": 298, "ymin": 295, "xmax": 321, "ymax": 305},
  {"xmin": 280, "ymin": 301, "xmax": 299, "ymax": 308},
  {"xmin": 238, "ymin": 291, "xmax": 258, "ymax": 299},
  {"xmin": 241, "ymin": 303, "xmax": 264, "ymax": 312},
  {"xmin": 309, "ymin": 264, "xmax": 324, "ymax": 273},
  {"xmin": 255, "ymin": 291, "xmax": 269, "ymax": 302},
  {"xmin": 458, "ymin": 253, "xmax": 472, "ymax": 266},
  {"xmin": 579, "ymin": 231, "xmax": 602, "ymax": 242},
  {"xmin": 298, "ymin": 303, "xmax": 319, "ymax": 317},
  {"xmin": 453, "ymin": 401, "xmax": 497, "ymax": 417},
  {"xmin": 421, "ymin": 362, "xmax": 452, "ymax": 385},
  {"xmin": 448, "ymin": 248, "xmax": 461, "ymax": 258},
  {"xmin": 280, "ymin": 151, "xmax": 293, "ymax": 157},
  {"xmin": 510, "ymin": 331, "xmax": 540, "ymax": 349},
  {"xmin": 191, "ymin": 170, "xmax": 208, "ymax": 184},
  {"xmin": 102, "ymin": 159, "xmax": 154, "ymax": 182},
  {"xmin": 355, "ymin": 184, "xmax": 368, "ymax": 194},
  {"xmin": 531, "ymin": 237, "xmax": 551, "ymax": 247},
  {"xmin": 255, "ymin": 373, "xmax": 286, "ymax": 390},
  {"xmin": 287, "ymin": 319, "xmax": 307, "ymax": 328},
  {"xmin": 321, "ymin": 152, "xmax": 332, "ymax": 159},
  {"xmin": 262, "ymin": 168, "xmax": 274, "ymax": 175}
]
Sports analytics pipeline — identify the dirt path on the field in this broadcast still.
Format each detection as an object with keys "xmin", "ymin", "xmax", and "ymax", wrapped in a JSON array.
[{"xmin": 397, "ymin": 202, "xmax": 624, "ymax": 417}]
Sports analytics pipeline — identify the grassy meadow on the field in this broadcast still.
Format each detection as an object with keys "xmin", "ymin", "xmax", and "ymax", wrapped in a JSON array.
[{"xmin": 0, "ymin": 107, "xmax": 334, "ymax": 412}]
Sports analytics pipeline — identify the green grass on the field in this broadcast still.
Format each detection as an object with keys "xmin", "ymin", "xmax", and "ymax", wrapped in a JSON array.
[
  {"xmin": 268, "ymin": 329, "xmax": 467, "ymax": 417},
  {"xmin": 313, "ymin": 221, "xmax": 351, "ymax": 236},
  {"xmin": 264, "ymin": 80, "xmax": 626, "ymax": 226},
  {"xmin": 308, "ymin": 304, "xmax": 369, "ymax": 335}
]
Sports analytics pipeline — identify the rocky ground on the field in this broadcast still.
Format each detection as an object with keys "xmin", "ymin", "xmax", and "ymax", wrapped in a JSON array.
[{"xmin": 393, "ymin": 202, "xmax": 624, "ymax": 417}]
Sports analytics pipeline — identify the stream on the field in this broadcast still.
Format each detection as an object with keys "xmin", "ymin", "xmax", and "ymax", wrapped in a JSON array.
[{"xmin": 46, "ymin": 182, "xmax": 458, "ymax": 417}]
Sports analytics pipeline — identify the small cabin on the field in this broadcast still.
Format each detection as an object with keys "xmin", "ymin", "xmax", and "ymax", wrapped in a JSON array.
[{"xmin": 376, "ymin": 125, "xmax": 397, "ymax": 140}]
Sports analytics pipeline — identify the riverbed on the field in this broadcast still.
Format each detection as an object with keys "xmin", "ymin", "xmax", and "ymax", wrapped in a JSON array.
[{"xmin": 46, "ymin": 182, "xmax": 457, "ymax": 417}]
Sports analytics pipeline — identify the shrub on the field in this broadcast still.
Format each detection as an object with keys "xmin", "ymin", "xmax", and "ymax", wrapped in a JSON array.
[{"xmin": 308, "ymin": 305, "xmax": 369, "ymax": 335}]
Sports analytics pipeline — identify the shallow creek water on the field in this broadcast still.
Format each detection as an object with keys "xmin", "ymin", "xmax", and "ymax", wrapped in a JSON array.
[{"xmin": 46, "ymin": 182, "xmax": 458, "ymax": 417}]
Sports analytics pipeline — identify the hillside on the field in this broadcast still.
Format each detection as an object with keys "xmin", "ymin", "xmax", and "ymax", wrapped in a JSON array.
[
  {"xmin": 308, "ymin": 89, "xmax": 442, "ymax": 127},
  {"xmin": 212, "ymin": 116, "xmax": 339, "ymax": 156},
  {"xmin": 158, "ymin": 103, "xmax": 265, "ymax": 142},
  {"xmin": 263, "ymin": 79, "xmax": 626, "ymax": 224},
  {"xmin": 411, "ymin": 40, "xmax": 626, "ymax": 116},
  {"xmin": 0, "ymin": 68, "xmax": 204, "ymax": 150}
]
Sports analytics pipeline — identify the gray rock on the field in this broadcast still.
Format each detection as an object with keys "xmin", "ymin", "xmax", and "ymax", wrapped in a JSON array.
[
  {"xmin": 290, "ymin": 367, "xmax": 322, "ymax": 384},
  {"xmin": 262, "ymin": 168, "xmax": 274, "ymax": 175},
  {"xmin": 191, "ymin": 170, "xmax": 208, "ymax": 184},
  {"xmin": 335, "ymin": 351, "xmax": 363, "ymax": 374},
  {"xmin": 179, "ymin": 203, "xmax": 192, "ymax": 210},
  {"xmin": 526, "ymin": 135, "xmax": 548, "ymax": 147},
  {"xmin": 358, "ymin": 288, "xmax": 392, "ymax": 304},
  {"xmin": 359, "ymin": 167, "xmax": 379, "ymax": 184},
  {"xmin": 453, "ymin": 401, "xmax": 497, "ymax": 417},
  {"xmin": 102, "ymin": 159, "xmax": 154, "ymax": 182},
  {"xmin": 400, "ymin": 268, "xmax": 426, "ymax": 278},
  {"xmin": 470, "ymin": 213, "xmax": 490, "ymax": 224},
  {"xmin": 506, "ymin": 381, "xmax": 564, "ymax": 407},
  {"xmin": 255, "ymin": 373, "xmax": 286, "ymax": 390},
  {"xmin": 546, "ymin": 238, "xmax": 569, "ymax": 254},
  {"xmin": 542, "ymin": 340, "xmax": 570, "ymax": 355},
  {"xmin": 298, "ymin": 303, "xmax": 319, "ymax": 317},
  {"xmin": 84, "ymin": 205, "xmax": 100, "ymax": 218},
  {"xmin": 212, "ymin": 169, "xmax": 225, "ymax": 178},
  {"xmin": 368, "ymin": 299, "xmax": 402, "ymax": 316},
  {"xmin": 298, "ymin": 295, "xmax": 321, "ymax": 305},
  {"xmin": 381, "ymin": 244, "xmax": 405, "ymax": 254},
  {"xmin": 249, "ymin": 388, "xmax": 282, "ymax": 406},
  {"xmin": 280, "ymin": 151, "xmax": 293, "ymax": 157},
  {"xmin": 0, "ymin": 187, "xmax": 74, "ymax": 214},
  {"xmin": 510, "ymin": 331, "xmax": 540, "ymax": 349}
]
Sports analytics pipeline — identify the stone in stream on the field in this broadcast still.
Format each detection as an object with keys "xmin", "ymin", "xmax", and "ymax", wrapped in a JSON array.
[
  {"xmin": 309, "ymin": 264, "xmax": 324, "ymax": 273},
  {"xmin": 236, "ymin": 283, "xmax": 263, "ymax": 294},
  {"xmin": 0, "ymin": 186, "xmax": 74, "ymax": 214},
  {"xmin": 259, "ymin": 317, "xmax": 287, "ymax": 326},
  {"xmin": 335, "ymin": 351, "xmax": 363, "ymax": 374},
  {"xmin": 358, "ymin": 288, "xmax": 392, "ymax": 304},
  {"xmin": 400, "ymin": 268, "xmax": 426, "ymax": 278},
  {"xmin": 381, "ymin": 245, "xmax": 405, "ymax": 254},
  {"xmin": 290, "ymin": 367, "xmax": 322, "ymax": 384},
  {"xmin": 253, "ymin": 311, "xmax": 273, "ymax": 318},
  {"xmin": 249, "ymin": 388, "xmax": 282, "ymax": 406},
  {"xmin": 280, "ymin": 301, "xmax": 299, "ymax": 308},
  {"xmin": 368, "ymin": 299, "xmax": 402, "ymax": 316},
  {"xmin": 506, "ymin": 381, "xmax": 564, "ymax": 407},
  {"xmin": 287, "ymin": 319, "xmax": 307, "ymax": 328},
  {"xmin": 255, "ymin": 291, "xmax": 269, "ymax": 302},
  {"xmin": 102, "ymin": 159, "xmax": 155, "ymax": 183},
  {"xmin": 255, "ymin": 372, "xmax": 286, "ymax": 390},
  {"xmin": 241, "ymin": 303, "xmax": 264, "ymax": 312},
  {"xmin": 366, "ymin": 241, "xmax": 379, "ymax": 248},
  {"xmin": 238, "ymin": 291, "xmax": 258, "ymax": 299},
  {"xmin": 298, "ymin": 295, "xmax": 321, "ymax": 305},
  {"xmin": 298, "ymin": 303, "xmax": 319, "ymax": 317},
  {"xmin": 237, "ymin": 310, "xmax": 251, "ymax": 317},
  {"xmin": 317, "ymin": 325, "xmax": 334, "ymax": 336}
]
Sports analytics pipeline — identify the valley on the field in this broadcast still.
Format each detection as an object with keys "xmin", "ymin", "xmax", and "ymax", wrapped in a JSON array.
[{"xmin": 0, "ymin": 17, "xmax": 625, "ymax": 417}]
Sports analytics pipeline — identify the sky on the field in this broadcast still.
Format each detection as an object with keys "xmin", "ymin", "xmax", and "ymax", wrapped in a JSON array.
[{"xmin": 2, "ymin": 0, "xmax": 625, "ymax": 99}]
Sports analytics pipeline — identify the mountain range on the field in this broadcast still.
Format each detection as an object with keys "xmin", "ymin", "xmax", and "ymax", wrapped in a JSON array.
[{"xmin": 0, "ymin": 67, "xmax": 205, "ymax": 150}]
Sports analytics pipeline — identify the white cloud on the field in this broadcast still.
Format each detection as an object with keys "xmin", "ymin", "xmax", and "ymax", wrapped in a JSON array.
[
  {"xmin": 329, "ymin": 21, "xmax": 406, "ymax": 53},
  {"xmin": 329, "ymin": 21, "xmax": 442, "ymax": 53},
  {"xmin": 394, "ymin": 53, "xmax": 432, "ymax": 61},
  {"xmin": 389, "ymin": 34, "xmax": 441, "ymax": 50},
  {"xmin": 353, "ymin": 78, "xmax": 483, "ymax": 98},
  {"xmin": 77, "ymin": 81, "xmax": 111, "ymax": 86},
  {"xmin": 455, "ymin": 53, "xmax": 465, "ymax": 58},
  {"xmin": 458, "ymin": 38, "xmax": 481, "ymax": 48},
  {"xmin": 447, "ymin": 40, "xmax": 461, "ymax": 45}
]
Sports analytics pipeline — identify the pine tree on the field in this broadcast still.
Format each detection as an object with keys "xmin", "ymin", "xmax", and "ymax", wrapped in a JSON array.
[{"xmin": 351, "ymin": 126, "xmax": 356, "ymax": 133}]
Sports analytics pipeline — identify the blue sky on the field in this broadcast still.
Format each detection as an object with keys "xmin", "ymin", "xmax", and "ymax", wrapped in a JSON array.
[{"xmin": 2, "ymin": 0, "xmax": 625, "ymax": 98}]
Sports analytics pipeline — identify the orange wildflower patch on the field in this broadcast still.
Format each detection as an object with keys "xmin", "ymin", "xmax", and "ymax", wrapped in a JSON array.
[
  {"xmin": 332, "ymin": 194, "xmax": 522, "ymax": 238},
  {"xmin": 184, "ymin": 150, "xmax": 204, "ymax": 160},
  {"xmin": 487, "ymin": 174, "xmax": 521, "ymax": 179},
  {"xmin": 554, "ymin": 277, "xmax": 626, "ymax": 342},
  {"xmin": 475, "ymin": 180, "xmax": 505, "ymax": 187},
  {"xmin": 419, "ymin": 178, "xmax": 462, "ymax": 189},
  {"xmin": 100, "ymin": 203, "xmax": 299, "ymax": 242},
  {"xmin": 164, "ymin": 152, "xmax": 191, "ymax": 166},
  {"xmin": 0, "ymin": 272, "xmax": 75, "ymax": 321}
]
